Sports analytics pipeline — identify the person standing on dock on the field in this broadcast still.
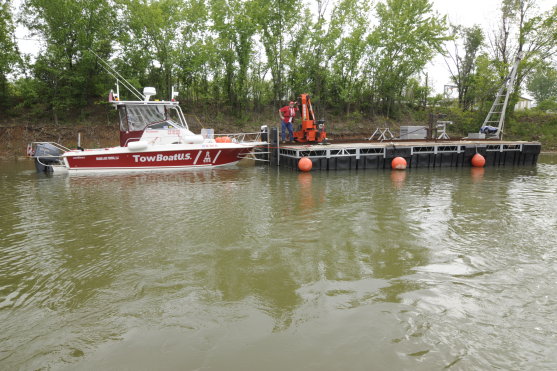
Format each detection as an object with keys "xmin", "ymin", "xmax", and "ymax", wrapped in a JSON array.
[{"xmin": 279, "ymin": 101, "xmax": 298, "ymax": 143}]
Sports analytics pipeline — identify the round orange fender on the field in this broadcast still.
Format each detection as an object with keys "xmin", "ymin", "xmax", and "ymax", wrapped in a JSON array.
[
  {"xmin": 471, "ymin": 153, "xmax": 486, "ymax": 167},
  {"xmin": 391, "ymin": 156, "xmax": 407, "ymax": 170},
  {"xmin": 215, "ymin": 136, "xmax": 232, "ymax": 143},
  {"xmin": 298, "ymin": 157, "xmax": 312, "ymax": 172}
]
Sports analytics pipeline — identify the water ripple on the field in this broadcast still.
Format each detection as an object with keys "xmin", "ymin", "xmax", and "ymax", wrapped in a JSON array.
[{"xmin": 1, "ymin": 159, "xmax": 557, "ymax": 369}]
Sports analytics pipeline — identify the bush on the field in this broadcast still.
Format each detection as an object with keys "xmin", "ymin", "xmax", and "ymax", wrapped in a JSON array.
[{"xmin": 536, "ymin": 99, "xmax": 557, "ymax": 112}]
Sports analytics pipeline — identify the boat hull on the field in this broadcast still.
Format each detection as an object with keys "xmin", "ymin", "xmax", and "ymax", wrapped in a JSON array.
[{"xmin": 61, "ymin": 145, "xmax": 258, "ymax": 173}]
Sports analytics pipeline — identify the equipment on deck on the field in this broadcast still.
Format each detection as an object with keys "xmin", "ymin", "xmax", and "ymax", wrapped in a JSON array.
[{"xmin": 293, "ymin": 94, "xmax": 327, "ymax": 143}]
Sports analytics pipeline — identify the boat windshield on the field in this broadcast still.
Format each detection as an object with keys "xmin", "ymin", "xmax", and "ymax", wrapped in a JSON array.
[
  {"xmin": 145, "ymin": 120, "xmax": 180, "ymax": 130},
  {"xmin": 119, "ymin": 104, "xmax": 186, "ymax": 132}
]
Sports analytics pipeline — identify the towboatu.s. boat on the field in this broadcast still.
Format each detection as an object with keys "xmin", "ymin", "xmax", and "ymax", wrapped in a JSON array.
[{"xmin": 30, "ymin": 86, "xmax": 267, "ymax": 173}]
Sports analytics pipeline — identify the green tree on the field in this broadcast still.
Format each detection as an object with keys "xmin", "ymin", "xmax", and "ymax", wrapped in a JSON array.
[
  {"xmin": 174, "ymin": 0, "xmax": 211, "ymax": 104},
  {"xmin": 209, "ymin": 0, "xmax": 257, "ymax": 111},
  {"xmin": 329, "ymin": 0, "xmax": 370, "ymax": 114},
  {"xmin": 491, "ymin": 1, "xmax": 557, "ymax": 112},
  {"xmin": 253, "ymin": 0, "xmax": 302, "ymax": 105},
  {"xmin": 470, "ymin": 54, "xmax": 500, "ymax": 114},
  {"xmin": 0, "ymin": 0, "xmax": 20, "ymax": 110},
  {"xmin": 527, "ymin": 63, "xmax": 557, "ymax": 104},
  {"xmin": 21, "ymin": 0, "xmax": 116, "ymax": 123},
  {"xmin": 368, "ymin": 0, "xmax": 449, "ymax": 116},
  {"xmin": 446, "ymin": 25, "xmax": 484, "ymax": 111},
  {"xmin": 117, "ymin": 0, "xmax": 185, "ymax": 100}
]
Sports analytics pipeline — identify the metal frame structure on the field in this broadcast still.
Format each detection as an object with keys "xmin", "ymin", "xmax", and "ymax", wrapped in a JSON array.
[
  {"xmin": 278, "ymin": 142, "xmax": 526, "ymax": 161},
  {"xmin": 368, "ymin": 128, "xmax": 395, "ymax": 141},
  {"xmin": 436, "ymin": 121, "xmax": 452, "ymax": 140}
]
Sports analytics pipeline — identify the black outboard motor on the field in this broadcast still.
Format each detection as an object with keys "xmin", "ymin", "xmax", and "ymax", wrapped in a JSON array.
[
  {"xmin": 260, "ymin": 125, "xmax": 268, "ymax": 142},
  {"xmin": 33, "ymin": 143, "xmax": 64, "ymax": 172}
]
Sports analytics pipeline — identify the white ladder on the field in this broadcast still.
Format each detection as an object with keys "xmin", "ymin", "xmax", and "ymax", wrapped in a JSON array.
[{"xmin": 481, "ymin": 52, "xmax": 522, "ymax": 139}]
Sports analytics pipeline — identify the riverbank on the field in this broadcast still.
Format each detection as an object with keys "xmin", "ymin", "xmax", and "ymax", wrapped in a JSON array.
[{"xmin": 1, "ymin": 106, "xmax": 556, "ymax": 158}]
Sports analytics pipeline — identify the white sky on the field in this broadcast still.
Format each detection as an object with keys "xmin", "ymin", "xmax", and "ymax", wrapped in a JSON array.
[
  {"xmin": 427, "ymin": 0, "xmax": 556, "ymax": 95},
  {"xmin": 13, "ymin": 0, "xmax": 556, "ymax": 95}
]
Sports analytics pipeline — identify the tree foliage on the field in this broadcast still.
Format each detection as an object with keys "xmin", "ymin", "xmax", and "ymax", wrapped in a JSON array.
[
  {"xmin": 527, "ymin": 63, "xmax": 557, "ymax": 105},
  {"xmin": 446, "ymin": 25, "xmax": 484, "ymax": 111},
  {"xmin": 490, "ymin": 1, "xmax": 557, "ymax": 112},
  {"xmin": 0, "ymin": 0, "xmax": 20, "ymax": 108},
  {"xmin": 368, "ymin": 0, "xmax": 449, "ymax": 116},
  {"xmin": 6, "ymin": 0, "xmax": 556, "ymax": 126},
  {"xmin": 21, "ymin": 0, "xmax": 116, "ymax": 122}
]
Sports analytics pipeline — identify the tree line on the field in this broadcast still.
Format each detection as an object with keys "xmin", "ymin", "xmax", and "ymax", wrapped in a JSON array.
[{"xmin": 0, "ymin": 0, "xmax": 556, "ymax": 125}]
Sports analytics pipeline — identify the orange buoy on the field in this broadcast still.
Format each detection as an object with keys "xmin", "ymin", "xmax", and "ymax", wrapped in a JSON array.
[
  {"xmin": 298, "ymin": 157, "xmax": 313, "ymax": 172},
  {"xmin": 471, "ymin": 153, "xmax": 486, "ymax": 167},
  {"xmin": 391, "ymin": 156, "xmax": 407, "ymax": 170}
]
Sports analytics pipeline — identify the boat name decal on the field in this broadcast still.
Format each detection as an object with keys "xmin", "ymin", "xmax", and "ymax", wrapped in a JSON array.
[
  {"xmin": 132, "ymin": 153, "xmax": 191, "ymax": 162},
  {"xmin": 96, "ymin": 156, "xmax": 120, "ymax": 161}
]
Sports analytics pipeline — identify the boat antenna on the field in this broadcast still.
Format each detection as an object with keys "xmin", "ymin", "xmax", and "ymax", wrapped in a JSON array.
[{"xmin": 88, "ymin": 49, "xmax": 145, "ymax": 101}]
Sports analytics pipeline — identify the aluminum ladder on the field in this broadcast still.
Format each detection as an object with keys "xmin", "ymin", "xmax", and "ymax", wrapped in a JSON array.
[{"xmin": 481, "ymin": 52, "xmax": 522, "ymax": 139}]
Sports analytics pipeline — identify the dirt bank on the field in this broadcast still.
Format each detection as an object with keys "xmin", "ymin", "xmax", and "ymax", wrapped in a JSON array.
[{"xmin": 0, "ymin": 125, "xmax": 120, "ymax": 158}]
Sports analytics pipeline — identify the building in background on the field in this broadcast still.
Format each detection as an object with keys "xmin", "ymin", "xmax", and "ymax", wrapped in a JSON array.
[{"xmin": 515, "ymin": 96, "xmax": 533, "ymax": 111}]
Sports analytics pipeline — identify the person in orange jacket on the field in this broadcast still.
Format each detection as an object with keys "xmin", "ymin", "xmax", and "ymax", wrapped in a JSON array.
[{"xmin": 278, "ymin": 101, "xmax": 298, "ymax": 143}]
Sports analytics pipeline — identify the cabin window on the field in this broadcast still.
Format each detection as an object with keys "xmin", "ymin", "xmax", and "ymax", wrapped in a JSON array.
[
  {"xmin": 118, "ymin": 107, "xmax": 129, "ymax": 131},
  {"xmin": 125, "ymin": 105, "xmax": 167, "ymax": 131}
]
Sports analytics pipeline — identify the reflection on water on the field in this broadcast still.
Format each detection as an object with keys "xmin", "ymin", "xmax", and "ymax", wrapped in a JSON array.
[
  {"xmin": 1, "ymin": 156, "xmax": 557, "ymax": 370},
  {"xmin": 470, "ymin": 166, "xmax": 485, "ymax": 183}
]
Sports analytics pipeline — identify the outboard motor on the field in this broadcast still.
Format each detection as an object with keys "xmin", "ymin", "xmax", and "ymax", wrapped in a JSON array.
[
  {"xmin": 33, "ymin": 143, "xmax": 64, "ymax": 172},
  {"xmin": 260, "ymin": 125, "xmax": 268, "ymax": 142}
]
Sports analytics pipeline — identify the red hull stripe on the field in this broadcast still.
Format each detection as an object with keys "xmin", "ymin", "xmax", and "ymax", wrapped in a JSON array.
[{"xmin": 65, "ymin": 148, "xmax": 250, "ymax": 169}]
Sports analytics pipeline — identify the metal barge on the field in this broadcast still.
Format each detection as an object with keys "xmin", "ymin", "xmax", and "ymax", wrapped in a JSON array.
[
  {"xmin": 269, "ymin": 137, "xmax": 541, "ymax": 171},
  {"xmin": 264, "ymin": 52, "xmax": 541, "ymax": 171}
]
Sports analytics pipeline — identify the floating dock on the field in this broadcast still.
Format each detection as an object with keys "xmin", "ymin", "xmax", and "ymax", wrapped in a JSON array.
[{"xmin": 266, "ymin": 130, "xmax": 541, "ymax": 170}]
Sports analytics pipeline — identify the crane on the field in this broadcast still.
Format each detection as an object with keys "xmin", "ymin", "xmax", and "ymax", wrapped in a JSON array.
[{"xmin": 292, "ymin": 94, "xmax": 327, "ymax": 143}]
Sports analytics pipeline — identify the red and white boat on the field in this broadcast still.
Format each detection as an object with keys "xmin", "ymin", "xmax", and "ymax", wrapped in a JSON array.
[{"xmin": 30, "ymin": 86, "xmax": 267, "ymax": 174}]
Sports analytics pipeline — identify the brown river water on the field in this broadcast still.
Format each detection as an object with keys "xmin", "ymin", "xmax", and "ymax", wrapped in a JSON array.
[{"xmin": 1, "ymin": 156, "xmax": 557, "ymax": 370}]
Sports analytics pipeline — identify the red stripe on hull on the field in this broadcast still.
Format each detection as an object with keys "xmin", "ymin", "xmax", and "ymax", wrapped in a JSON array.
[{"xmin": 65, "ymin": 148, "xmax": 251, "ymax": 170}]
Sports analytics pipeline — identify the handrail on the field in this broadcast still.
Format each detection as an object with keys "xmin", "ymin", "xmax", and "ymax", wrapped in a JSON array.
[
  {"xmin": 214, "ymin": 132, "xmax": 265, "ymax": 143},
  {"xmin": 30, "ymin": 142, "xmax": 71, "ymax": 156}
]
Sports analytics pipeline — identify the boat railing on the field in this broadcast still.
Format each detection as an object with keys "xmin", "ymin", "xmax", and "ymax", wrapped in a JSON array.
[
  {"xmin": 29, "ymin": 142, "xmax": 71, "ymax": 157},
  {"xmin": 215, "ymin": 132, "xmax": 270, "ymax": 162},
  {"xmin": 28, "ymin": 141, "xmax": 70, "ymax": 168}
]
